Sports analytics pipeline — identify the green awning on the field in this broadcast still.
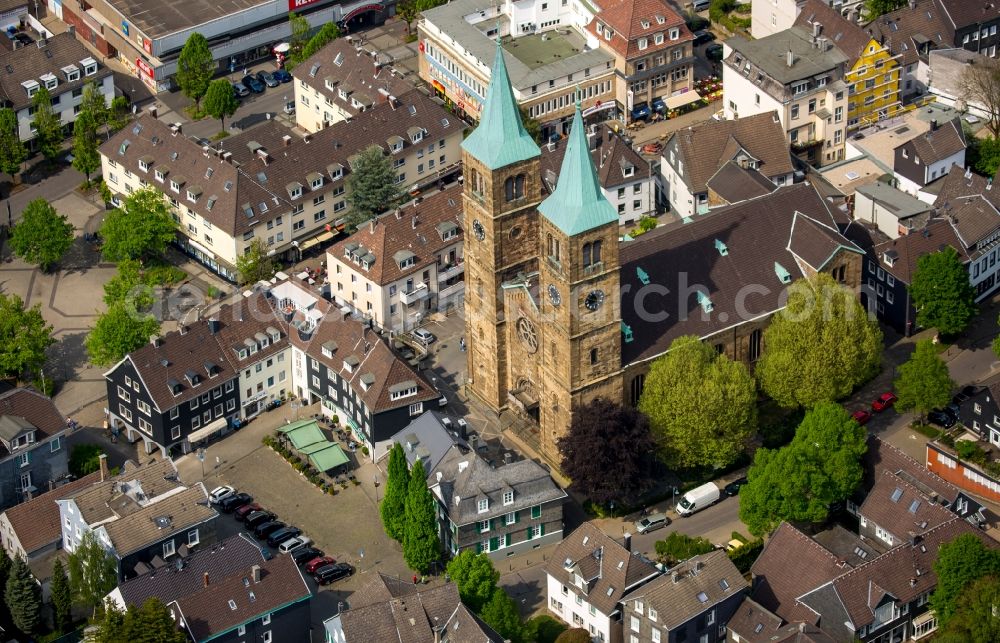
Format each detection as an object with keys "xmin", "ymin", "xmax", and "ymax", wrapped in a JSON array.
[
  {"xmin": 278, "ymin": 420, "xmax": 326, "ymax": 450},
  {"xmin": 307, "ymin": 444, "xmax": 350, "ymax": 472}
]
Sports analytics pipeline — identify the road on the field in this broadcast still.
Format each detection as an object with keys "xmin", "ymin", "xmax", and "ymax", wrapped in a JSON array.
[{"xmin": 5, "ymin": 163, "xmax": 85, "ymax": 222}]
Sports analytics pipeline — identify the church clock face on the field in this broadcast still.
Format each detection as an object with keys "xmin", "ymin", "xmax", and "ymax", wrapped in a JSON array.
[
  {"xmin": 584, "ymin": 289, "xmax": 605, "ymax": 311},
  {"xmin": 473, "ymin": 219, "xmax": 486, "ymax": 241},
  {"xmin": 548, "ymin": 284, "xmax": 561, "ymax": 307}
]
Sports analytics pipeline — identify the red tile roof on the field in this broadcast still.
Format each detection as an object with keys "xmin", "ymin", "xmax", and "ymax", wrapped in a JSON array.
[
  {"xmin": 2, "ymin": 471, "xmax": 102, "ymax": 555},
  {"xmin": 588, "ymin": 0, "xmax": 691, "ymax": 59}
]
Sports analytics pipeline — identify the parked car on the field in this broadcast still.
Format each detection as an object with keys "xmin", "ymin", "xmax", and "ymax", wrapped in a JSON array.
[
  {"xmin": 235, "ymin": 503, "xmax": 262, "ymax": 521},
  {"xmin": 676, "ymin": 482, "xmax": 720, "ymax": 516},
  {"xmin": 257, "ymin": 70, "xmax": 279, "ymax": 87},
  {"xmin": 633, "ymin": 512, "xmax": 670, "ymax": 534},
  {"xmin": 253, "ymin": 521, "xmax": 285, "ymax": 540},
  {"xmin": 244, "ymin": 75, "xmax": 266, "ymax": 93},
  {"xmin": 725, "ymin": 539, "xmax": 744, "ymax": 553},
  {"xmin": 245, "ymin": 511, "xmax": 275, "ymax": 529},
  {"xmin": 851, "ymin": 410, "xmax": 872, "ymax": 425},
  {"xmin": 209, "ymin": 486, "xmax": 235, "ymax": 504},
  {"xmin": 305, "ymin": 556, "xmax": 337, "ymax": 574},
  {"xmin": 723, "ymin": 477, "xmax": 748, "ymax": 496},
  {"xmin": 872, "ymin": 392, "xmax": 898, "ymax": 412},
  {"xmin": 278, "ymin": 536, "xmax": 311, "ymax": 554},
  {"xmin": 692, "ymin": 30, "xmax": 715, "ymax": 45},
  {"xmin": 232, "ymin": 82, "xmax": 250, "ymax": 98},
  {"xmin": 266, "ymin": 526, "xmax": 302, "ymax": 548},
  {"xmin": 929, "ymin": 409, "xmax": 957, "ymax": 428},
  {"xmin": 293, "ymin": 547, "xmax": 324, "ymax": 566},
  {"xmin": 411, "ymin": 328, "xmax": 436, "ymax": 345},
  {"xmin": 219, "ymin": 492, "xmax": 253, "ymax": 513},
  {"xmin": 313, "ymin": 563, "xmax": 354, "ymax": 585},
  {"xmin": 273, "ymin": 69, "xmax": 293, "ymax": 83},
  {"xmin": 705, "ymin": 44, "xmax": 724, "ymax": 61}
]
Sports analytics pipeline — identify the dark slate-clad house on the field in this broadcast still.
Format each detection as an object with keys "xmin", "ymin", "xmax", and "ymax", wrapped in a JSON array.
[
  {"xmin": 892, "ymin": 118, "xmax": 966, "ymax": 196},
  {"xmin": 106, "ymin": 276, "xmax": 437, "ymax": 458},
  {"xmin": 0, "ymin": 387, "xmax": 70, "ymax": 510},
  {"xmin": 109, "ymin": 533, "xmax": 312, "ymax": 643}
]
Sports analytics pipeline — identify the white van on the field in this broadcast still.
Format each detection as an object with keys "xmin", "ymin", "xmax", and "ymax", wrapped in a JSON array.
[{"xmin": 676, "ymin": 482, "xmax": 721, "ymax": 516}]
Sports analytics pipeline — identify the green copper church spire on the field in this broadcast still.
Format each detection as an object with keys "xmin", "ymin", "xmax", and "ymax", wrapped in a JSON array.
[
  {"xmin": 537, "ymin": 97, "xmax": 618, "ymax": 236},
  {"xmin": 461, "ymin": 39, "xmax": 540, "ymax": 170}
]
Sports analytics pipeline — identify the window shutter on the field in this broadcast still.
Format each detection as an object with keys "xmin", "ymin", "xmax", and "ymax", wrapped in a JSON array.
[
  {"xmin": 476, "ymin": 542, "xmax": 482, "ymax": 554},
  {"xmin": 540, "ymin": 523, "xmax": 545, "ymax": 536},
  {"xmin": 505, "ymin": 533, "xmax": 512, "ymax": 547},
  {"xmin": 514, "ymin": 511, "xmax": 520, "ymax": 523},
  {"xmin": 526, "ymin": 527, "xmax": 532, "ymax": 540},
  {"xmin": 490, "ymin": 536, "xmax": 499, "ymax": 551},
  {"xmin": 477, "ymin": 522, "xmax": 482, "ymax": 534},
  {"xmin": 489, "ymin": 518, "xmax": 496, "ymax": 531}
]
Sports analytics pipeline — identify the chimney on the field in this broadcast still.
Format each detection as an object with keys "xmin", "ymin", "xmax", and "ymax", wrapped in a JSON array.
[
  {"xmin": 694, "ymin": 560, "xmax": 705, "ymax": 573},
  {"xmin": 623, "ymin": 532, "xmax": 632, "ymax": 552},
  {"xmin": 411, "ymin": 216, "xmax": 418, "ymax": 229},
  {"xmin": 908, "ymin": 0, "xmax": 916, "ymax": 7},
  {"xmin": 786, "ymin": 49, "xmax": 794, "ymax": 67},
  {"xmin": 67, "ymin": 25, "xmax": 76, "ymax": 38},
  {"xmin": 99, "ymin": 453, "xmax": 109, "ymax": 482},
  {"xmin": 203, "ymin": 572, "xmax": 210, "ymax": 588},
  {"xmin": 812, "ymin": 21, "xmax": 822, "ymax": 38},
  {"xmin": 671, "ymin": 571, "xmax": 680, "ymax": 583},
  {"xmin": 282, "ymin": 135, "xmax": 292, "ymax": 147},
  {"xmin": 369, "ymin": 218, "xmax": 376, "ymax": 233},
  {"xmin": 170, "ymin": 123, "xmax": 182, "ymax": 136},
  {"xmin": 207, "ymin": 319, "xmax": 220, "ymax": 334},
  {"xmin": 147, "ymin": 105, "xmax": 158, "ymax": 119},
  {"xmin": 930, "ymin": 119, "xmax": 938, "ymax": 131},
  {"xmin": 433, "ymin": 626, "xmax": 442, "ymax": 643},
  {"xmin": 252, "ymin": 564, "xmax": 261, "ymax": 583}
]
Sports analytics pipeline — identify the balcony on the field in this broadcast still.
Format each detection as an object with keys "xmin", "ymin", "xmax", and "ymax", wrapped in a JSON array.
[
  {"xmin": 911, "ymin": 611, "xmax": 937, "ymax": 640},
  {"xmin": 400, "ymin": 282, "xmax": 430, "ymax": 305},
  {"xmin": 437, "ymin": 262, "xmax": 464, "ymax": 283}
]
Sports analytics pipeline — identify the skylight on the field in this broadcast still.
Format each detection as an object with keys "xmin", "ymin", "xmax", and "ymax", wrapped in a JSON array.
[
  {"xmin": 228, "ymin": 600, "xmax": 237, "ymax": 610},
  {"xmin": 719, "ymin": 579, "xmax": 729, "ymax": 590},
  {"xmin": 890, "ymin": 487, "xmax": 903, "ymax": 503},
  {"xmin": 909, "ymin": 499, "xmax": 921, "ymax": 514},
  {"xmin": 696, "ymin": 592, "xmax": 709, "ymax": 603}
]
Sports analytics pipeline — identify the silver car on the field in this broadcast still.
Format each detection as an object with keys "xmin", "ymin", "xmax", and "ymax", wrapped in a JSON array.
[{"xmin": 633, "ymin": 512, "xmax": 670, "ymax": 534}]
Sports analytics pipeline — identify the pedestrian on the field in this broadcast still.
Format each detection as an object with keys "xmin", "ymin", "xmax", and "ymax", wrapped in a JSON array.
[{"xmin": 412, "ymin": 574, "xmax": 418, "ymax": 585}]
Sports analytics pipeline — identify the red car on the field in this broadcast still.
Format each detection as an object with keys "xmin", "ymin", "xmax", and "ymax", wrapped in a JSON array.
[
  {"xmin": 234, "ymin": 503, "xmax": 262, "ymax": 522},
  {"xmin": 872, "ymin": 392, "xmax": 898, "ymax": 412},
  {"xmin": 304, "ymin": 556, "xmax": 336, "ymax": 574},
  {"xmin": 851, "ymin": 410, "xmax": 872, "ymax": 425}
]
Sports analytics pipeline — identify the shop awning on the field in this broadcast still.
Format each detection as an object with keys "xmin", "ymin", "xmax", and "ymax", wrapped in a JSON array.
[
  {"xmin": 279, "ymin": 420, "xmax": 326, "ymax": 450},
  {"xmin": 665, "ymin": 91, "xmax": 703, "ymax": 110},
  {"xmin": 631, "ymin": 103, "xmax": 650, "ymax": 119},
  {"xmin": 651, "ymin": 97, "xmax": 666, "ymax": 113},
  {"xmin": 299, "ymin": 230, "xmax": 336, "ymax": 251},
  {"xmin": 306, "ymin": 443, "xmax": 350, "ymax": 472},
  {"xmin": 187, "ymin": 417, "xmax": 227, "ymax": 443}
]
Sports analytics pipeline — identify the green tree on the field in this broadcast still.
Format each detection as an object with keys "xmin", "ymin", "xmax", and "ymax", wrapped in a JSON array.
[
  {"xmin": 72, "ymin": 107, "xmax": 101, "ymax": 185},
  {"xmin": 68, "ymin": 531, "xmax": 118, "ymax": 616},
  {"xmin": 960, "ymin": 57, "xmax": 1000, "ymax": 139},
  {"xmin": 0, "ymin": 293, "xmax": 54, "ymax": 382},
  {"xmin": 51, "ymin": 558, "xmax": 72, "ymax": 633},
  {"xmin": 554, "ymin": 629, "xmax": 592, "ymax": 643},
  {"xmin": 100, "ymin": 187, "xmax": 176, "ymax": 261},
  {"xmin": 86, "ymin": 302, "xmax": 161, "ymax": 367},
  {"xmin": 288, "ymin": 12, "xmax": 312, "ymax": 65},
  {"xmin": 739, "ymin": 402, "xmax": 868, "ymax": 537},
  {"xmin": 397, "ymin": 0, "xmax": 423, "ymax": 36},
  {"xmin": 108, "ymin": 96, "xmax": 131, "ymax": 132},
  {"xmin": 95, "ymin": 597, "xmax": 187, "ymax": 643},
  {"xmin": 9, "ymin": 198, "xmax": 74, "ymax": 271},
  {"xmin": 346, "ymin": 144, "xmax": 400, "ymax": 229},
  {"xmin": 480, "ymin": 589, "xmax": 523, "ymax": 643},
  {"xmin": 203, "ymin": 78, "xmax": 239, "ymax": 132},
  {"xmin": 0, "ymin": 547, "xmax": 10, "ymax": 624},
  {"xmin": 380, "ymin": 442, "xmax": 408, "ymax": 541},
  {"xmin": 639, "ymin": 335, "xmax": 756, "ymax": 469},
  {"xmin": 5, "ymin": 556, "xmax": 41, "ymax": 635},
  {"xmin": 974, "ymin": 136, "xmax": 1000, "ymax": 177},
  {"xmin": 402, "ymin": 459, "xmax": 440, "ymax": 574},
  {"xmin": 80, "ymin": 82, "xmax": 109, "ymax": 137},
  {"xmin": 103, "ymin": 259, "xmax": 154, "ymax": 310},
  {"xmin": 69, "ymin": 443, "xmax": 105, "ymax": 477},
  {"xmin": 862, "ymin": 0, "xmax": 907, "ymax": 21},
  {"xmin": 757, "ymin": 273, "xmax": 883, "ymax": 408},
  {"xmin": 299, "ymin": 23, "xmax": 341, "ymax": 63},
  {"xmin": 446, "ymin": 550, "xmax": 500, "ymax": 613},
  {"xmin": 934, "ymin": 575, "xmax": 1000, "ymax": 643},
  {"xmin": 894, "ymin": 339, "xmax": 955, "ymax": 419},
  {"xmin": 653, "ymin": 532, "xmax": 715, "ymax": 566},
  {"xmin": 559, "ymin": 398, "xmax": 657, "ymax": 505},
  {"xmin": 524, "ymin": 616, "xmax": 567, "ymax": 643},
  {"xmin": 931, "ymin": 533, "xmax": 1000, "ymax": 624},
  {"xmin": 236, "ymin": 238, "xmax": 276, "ymax": 286},
  {"xmin": 0, "ymin": 107, "xmax": 27, "ymax": 181},
  {"xmin": 31, "ymin": 86, "xmax": 64, "ymax": 164},
  {"xmin": 176, "ymin": 33, "xmax": 215, "ymax": 106},
  {"xmin": 519, "ymin": 107, "xmax": 543, "ymax": 144},
  {"xmin": 909, "ymin": 246, "xmax": 977, "ymax": 336}
]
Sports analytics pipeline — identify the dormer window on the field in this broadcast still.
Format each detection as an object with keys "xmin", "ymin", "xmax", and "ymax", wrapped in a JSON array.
[
  {"xmin": 328, "ymin": 164, "xmax": 344, "ymax": 181},
  {"xmin": 654, "ymin": 33, "xmax": 664, "ymax": 45},
  {"xmin": 61, "ymin": 64, "xmax": 80, "ymax": 82},
  {"xmin": 40, "ymin": 73, "xmax": 57, "ymax": 90},
  {"xmin": 21, "ymin": 79, "xmax": 38, "ymax": 97},
  {"xmin": 641, "ymin": 20, "xmax": 650, "ymax": 28},
  {"xmin": 287, "ymin": 182, "xmax": 303, "ymax": 199},
  {"xmin": 389, "ymin": 380, "xmax": 418, "ymax": 400},
  {"xmin": 359, "ymin": 373, "xmax": 375, "ymax": 391},
  {"xmin": 669, "ymin": 27, "xmax": 679, "ymax": 40},
  {"xmin": 503, "ymin": 490, "xmax": 514, "ymax": 505},
  {"xmin": 350, "ymin": 97, "xmax": 364, "ymax": 110},
  {"xmin": 338, "ymin": 88, "xmax": 348, "ymax": 101},
  {"xmin": 437, "ymin": 221, "xmax": 459, "ymax": 241},
  {"xmin": 321, "ymin": 340, "xmax": 337, "ymax": 358},
  {"xmin": 81, "ymin": 57, "xmax": 98, "ymax": 76},
  {"xmin": 155, "ymin": 167, "xmax": 167, "ymax": 182},
  {"xmin": 638, "ymin": 38, "xmax": 648, "ymax": 50},
  {"xmin": 138, "ymin": 157, "xmax": 152, "ymax": 172},
  {"xmin": 343, "ymin": 356, "xmax": 359, "ymax": 373},
  {"xmin": 407, "ymin": 127, "xmax": 424, "ymax": 144},
  {"xmin": 310, "ymin": 176, "xmax": 323, "ymax": 190},
  {"xmin": 656, "ymin": 14, "xmax": 665, "ymax": 24},
  {"xmin": 186, "ymin": 188, "xmax": 201, "ymax": 203},
  {"xmin": 792, "ymin": 81, "xmax": 809, "ymax": 95},
  {"xmin": 477, "ymin": 498, "xmax": 489, "ymax": 513},
  {"xmin": 170, "ymin": 180, "xmax": 180, "ymax": 193},
  {"xmin": 622, "ymin": 164, "xmax": 635, "ymax": 178},
  {"xmin": 883, "ymin": 250, "xmax": 898, "ymax": 267},
  {"xmin": 388, "ymin": 135, "xmax": 404, "ymax": 154}
]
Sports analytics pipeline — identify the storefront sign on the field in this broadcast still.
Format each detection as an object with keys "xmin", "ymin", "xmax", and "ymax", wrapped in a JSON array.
[
  {"xmin": 426, "ymin": 63, "xmax": 482, "ymax": 115},
  {"xmin": 142, "ymin": 37, "xmax": 152, "ymax": 54},
  {"xmin": 136, "ymin": 58, "xmax": 154, "ymax": 79},
  {"xmin": 121, "ymin": 20, "xmax": 128, "ymax": 36},
  {"xmin": 288, "ymin": 0, "xmax": 324, "ymax": 10}
]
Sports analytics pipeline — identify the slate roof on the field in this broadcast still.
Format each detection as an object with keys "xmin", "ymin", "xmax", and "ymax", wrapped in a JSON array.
[
  {"xmin": 461, "ymin": 41, "xmax": 541, "ymax": 171},
  {"xmin": 727, "ymin": 596, "xmax": 838, "ymax": 643},
  {"xmin": 328, "ymin": 184, "xmax": 463, "ymax": 286},
  {"xmin": 726, "ymin": 28, "xmax": 848, "ymax": 86},
  {"xmin": 390, "ymin": 411, "xmax": 470, "ymax": 477},
  {"xmin": 749, "ymin": 522, "xmax": 850, "ymax": 621},
  {"xmin": 619, "ymin": 184, "xmax": 861, "ymax": 364},
  {"xmin": 863, "ymin": 0, "xmax": 951, "ymax": 67},
  {"xmin": 293, "ymin": 38, "xmax": 415, "ymax": 116},
  {"xmin": 871, "ymin": 218, "xmax": 969, "ymax": 284},
  {"xmin": 0, "ymin": 387, "xmax": 66, "ymax": 455},
  {"xmin": 937, "ymin": 0, "xmax": 1000, "ymax": 30},
  {"xmin": 537, "ymin": 103, "xmax": 619, "ymax": 235},
  {"xmin": 432, "ymin": 444, "xmax": 566, "ymax": 526},
  {"xmin": 587, "ymin": 0, "xmax": 691, "ymax": 59},
  {"xmin": 624, "ymin": 549, "xmax": 748, "ymax": 630},
  {"xmin": 347, "ymin": 572, "xmax": 423, "ymax": 609},
  {"xmin": 799, "ymin": 518, "xmax": 997, "ymax": 632},
  {"xmin": 665, "ymin": 112, "xmax": 793, "ymax": 195},
  {"xmin": 66, "ymin": 458, "xmax": 183, "ymax": 525},
  {"xmin": 862, "ymin": 435, "xmax": 961, "ymax": 504},
  {"xmin": 794, "ymin": 0, "xmax": 874, "ymax": 61},
  {"xmin": 0, "ymin": 33, "xmax": 112, "ymax": 112},
  {"xmin": 1, "ymin": 471, "xmax": 102, "ymax": 555},
  {"xmin": 706, "ymin": 161, "xmax": 778, "ymax": 204},
  {"xmin": 545, "ymin": 523, "xmax": 660, "ymax": 615},
  {"xmin": 858, "ymin": 471, "xmax": 956, "ymax": 541},
  {"xmin": 102, "ymin": 483, "xmax": 216, "ymax": 556},
  {"xmin": 540, "ymin": 123, "xmax": 651, "ymax": 191},
  {"xmin": 895, "ymin": 117, "xmax": 965, "ymax": 165}
]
